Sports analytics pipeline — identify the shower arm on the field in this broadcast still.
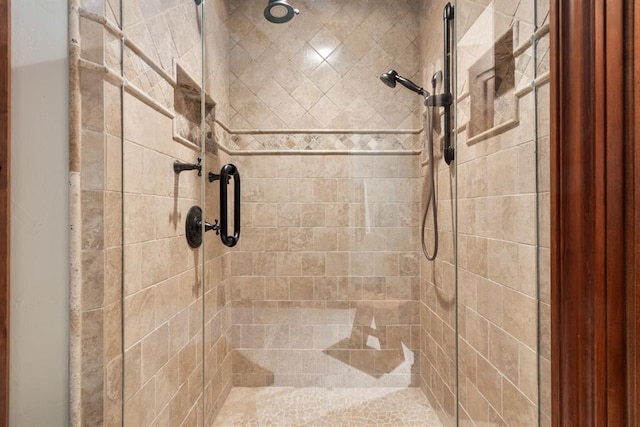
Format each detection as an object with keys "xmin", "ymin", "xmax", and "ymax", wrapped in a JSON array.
[{"xmin": 396, "ymin": 75, "xmax": 427, "ymax": 97}]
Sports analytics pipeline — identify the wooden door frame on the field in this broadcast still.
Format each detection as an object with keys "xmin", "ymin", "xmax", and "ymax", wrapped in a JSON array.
[
  {"xmin": 551, "ymin": 0, "xmax": 636, "ymax": 425},
  {"xmin": 0, "ymin": 0, "xmax": 8, "ymax": 425},
  {"xmin": 0, "ymin": 0, "xmax": 634, "ymax": 425},
  {"xmin": 622, "ymin": 0, "xmax": 640, "ymax": 420},
  {"xmin": 631, "ymin": 0, "xmax": 640, "ymax": 421},
  {"xmin": 0, "ymin": 0, "xmax": 9, "ymax": 425}
]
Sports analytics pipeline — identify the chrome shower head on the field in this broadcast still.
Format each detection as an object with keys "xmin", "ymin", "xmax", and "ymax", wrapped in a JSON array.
[
  {"xmin": 379, "ymin": 69, "xmax": 428, "ymax": 97},
  {"xmin": 264, "ymin": 0, "xmax": 299, "ymax": 24}
]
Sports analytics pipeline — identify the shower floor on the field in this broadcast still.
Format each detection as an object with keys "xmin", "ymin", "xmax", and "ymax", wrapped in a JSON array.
[{"xmin": 212, "ymin": 387, "xmax": 442, "ymax": 426}]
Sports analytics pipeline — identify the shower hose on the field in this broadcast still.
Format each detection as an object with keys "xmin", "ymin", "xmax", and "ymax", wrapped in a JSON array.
[{"xmin": 422, "ymin": 105, "xmax": 438, "ymax": 261}]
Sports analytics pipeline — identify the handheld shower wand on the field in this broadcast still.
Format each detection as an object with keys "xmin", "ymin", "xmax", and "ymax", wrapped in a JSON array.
[
  {"xmin": 378, "ymin": 69, "xmax": 439, "ymax": 260},
  {"xmin": 379, "ymin": 70, "xmax": 429, "ymax": 97}
]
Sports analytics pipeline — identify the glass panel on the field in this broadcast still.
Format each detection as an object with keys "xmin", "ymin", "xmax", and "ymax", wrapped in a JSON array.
[
  {"xmin": 121, "ymin": 0, "xmax": 205, "ymax": 425},
  {"xmin": 418, "ymin": 2, "xmax": 459, "ymax": 425},
  {"xmin": 204, "ymin": 1, "xmax": 436, "ymax": 424},
  {"xmin": 535, "ymin": 0, "xmax": 552, "ymax": 425},
  {"xmin": 76, "ymin": 0, "xmax": 125, "ymax": 423},
  {"xmin": 201, "ymin": 2, "xmax": 233, "ymax": 424},
  {"xmin": 105, "ymin": 0, "xmax": 552, "ymax": 424},
  {"xmin": 455, "ymin": 0, "xmax": 542, "ymax": 425}
]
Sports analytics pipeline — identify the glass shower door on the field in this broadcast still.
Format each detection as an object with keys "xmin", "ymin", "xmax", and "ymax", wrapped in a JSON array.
[
  {"xmin": 204, "ymin": 0, "xmax": 433, "ymax": 424},
  {"xmin": 454, "ymin": 0, "xmax": 549, "ymax": 425},
  {"xmin": 121, "ymin": 0, "xmax": 206, "ymax": 424}
]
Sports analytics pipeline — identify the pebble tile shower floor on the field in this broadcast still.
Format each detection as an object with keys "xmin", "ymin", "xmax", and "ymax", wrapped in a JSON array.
[{"xmin": 212, "ymin": 387, "xmax": 442, "ymax": 426}]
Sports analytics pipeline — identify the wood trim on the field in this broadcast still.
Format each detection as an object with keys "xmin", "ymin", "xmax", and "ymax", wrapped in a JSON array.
[
  {"xmin": 0, "ymin": 0, "xmax": 8, "ymax": 425},
  {"xmin": 603, "ymin": 0, "xmax": 628, "ymax": 421},
  {"xmin": 631, "ymin": 0, "xmax": 640, "ymax": 421},
  {"xmin": 551, "ymin": 0, "xmax": 630, "ymax": 425}
]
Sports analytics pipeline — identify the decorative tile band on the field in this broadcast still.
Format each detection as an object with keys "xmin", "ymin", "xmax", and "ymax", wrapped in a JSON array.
[
  {"xmin": 228, "ymin": 132, "xmax": 421, "ymax": 152},
  {"xmin": 212, "ymin": 122, "xmax": 422, "ymax": 155}
]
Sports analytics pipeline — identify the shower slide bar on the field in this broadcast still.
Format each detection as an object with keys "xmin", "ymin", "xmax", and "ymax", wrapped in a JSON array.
[{"xmin": 442, "ymin": 2, "xmax": 455, "ymax": 165}]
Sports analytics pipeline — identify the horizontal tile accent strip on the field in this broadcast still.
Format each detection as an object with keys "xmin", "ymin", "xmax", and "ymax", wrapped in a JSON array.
[
  {"xmin": 513, "ymin": 22, "xmax": 551, "ymax": 57},
  {"xmin": 218, "ymin": 146, "xmax": 421, "ymax": 156},
  {"xmin": 79, "ymin": 8, "xmax": 176, "ymax": 86}
]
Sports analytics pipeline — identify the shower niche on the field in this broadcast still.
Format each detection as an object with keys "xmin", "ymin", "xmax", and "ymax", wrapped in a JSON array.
[
  {"xmin": 457, "ymin": 13, "xmax": 528, "ymax": 145},
  {"xmin": 467, "ymin": 28, "xmax": 515, "ymax": 138},
  {"xmin": 174, "ymin": 64, "xmax": 217, "ymax": 153}
]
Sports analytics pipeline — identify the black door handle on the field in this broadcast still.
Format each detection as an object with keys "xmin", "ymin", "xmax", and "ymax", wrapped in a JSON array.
[{"xmin": 209, "ymin": 164, "xmax": 240, "ymax": 247}]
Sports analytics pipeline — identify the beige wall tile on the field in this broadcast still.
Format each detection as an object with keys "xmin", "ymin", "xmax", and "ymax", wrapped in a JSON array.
[
  {"xmin": 168, "ymin": 308, "xmax": 190, "ymax": 355},
  {"xmin": 82, "ymin": 190, "xmax": 105, "ymax": 250},
  {"xmin": 265, "ymin": 277, "xmax": 290, "ymax": 300},
  {"xmin": 141, "ymin": 324, "xmax": 169, "ymax": 382},
  {"xmin": 124, "ymin": 288, "xmax": 155, "ymax": 348},
  {"xmin": 289, "ymin": 228, "xmax": 314, "ymax": 252},
  {"xmin": 253, "ymin": 253, "xmax": 277, "ymax": 276},
  {"xmin": 502, "ymin": 288, "xmax": 537, "ymax": 349},
  {"xmin": 104, "ymin": 302, "xmax": 122, "ymax": 363},
  {"xmin": 457, "ymin": 270, "xmax": 477, "ymax": 312},
  {"xmin": 386, "ymin": 277, "xmax": 413, "ymax": 300},
  {"xmin": 122, "ymin": 343, "xmax": 141, "ymax": 407},
  {"xmin": 501, "ymin": 195, "xmax": 536, "ymax": 244},
  {"xmin": 313, "ymin": 277, "xmax": 338, "ymax": 300},
  {"xmin": 81, "ymin": 130, "xmax": 105, "ymax": 191},
  {"xmin": 124, "ymin": 377, "xmax": 156, "ymax": 426},
  {"xmin": 313, "ymin": 228, "xmax": 338, "ymax": 252},
  {"xmin": 155, "ymin": 355, "xmax": 179, "ymax": 420},
  {"xmin": 80, "ymin": 69, "xmax": 104, "ymax": 132},
  {"xmin": 464, "ymin": 308, "xmax": 489, "ymax": 357},
  {"xmin": 488, "ymin": 325, "xmax": 520, "ymax": 385},
  {"xmin": 476, "ymin": 277, "xmax": 503, "ymax": 327},
  {"xmin": 290, "ymin": 277, "xmax": 314, "ymax": 300},
  {"xmin": 301, "ymin": 203, "xmax": 326, "ymax": 227},
  {"xmin": 104, "ymin": 246, "xmax": 122, "ymax": 306},
  {"xmin": 487, "ymin": 239, "xmax": 519, "ymax": 289},
  {"xmin": 502, "ymin": 378, "xmax": 538, "ymax": 425},
  {"xmin": 82, "ymin": 250, "xmax": 105, "ymax": 310},
  {"xmin": 140, "ymin": 239, "xmax": 170, "ymax": 288},
  {"xmin": 374, "ymin": 252, "xmax": 399, "ymax": 276}
]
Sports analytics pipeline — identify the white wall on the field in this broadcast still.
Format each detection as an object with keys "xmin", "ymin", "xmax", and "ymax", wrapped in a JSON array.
[{"xmin": 10, "ymin": 0, "xmax": 69, "ymax": 425}]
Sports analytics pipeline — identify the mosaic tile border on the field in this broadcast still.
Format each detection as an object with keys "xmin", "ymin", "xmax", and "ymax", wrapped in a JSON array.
[{"xmin": 213, "ymin": 122, "xmax": 423, "ymax": 153}]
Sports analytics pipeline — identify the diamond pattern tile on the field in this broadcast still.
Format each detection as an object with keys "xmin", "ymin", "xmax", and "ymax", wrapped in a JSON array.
[
  {"xmin": 219, "ymin": 126, "xmax": 420, "ymax": 153},
  {"xmin": 227, "ymin": 0, "xmax": 424, "ymax": 134}
]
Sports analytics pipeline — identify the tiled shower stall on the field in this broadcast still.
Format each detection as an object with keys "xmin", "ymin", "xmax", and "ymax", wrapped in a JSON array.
[{"xmin": 71, "ymin": 0, "xmax": 550, "ymax": 425}]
